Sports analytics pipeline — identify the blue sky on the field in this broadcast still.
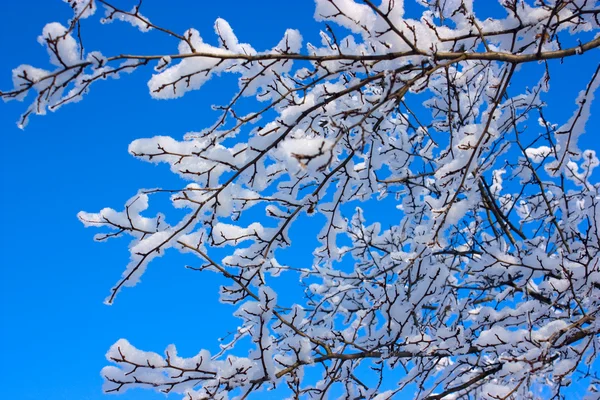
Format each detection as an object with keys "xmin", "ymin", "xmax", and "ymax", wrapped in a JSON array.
[
  {"xmin": 1, "ymin": 1, "xmax": 599, "ymax": 400},
  {"xmin": 0, "ymin": 2, "xmax": 322, "ymax": 399}
]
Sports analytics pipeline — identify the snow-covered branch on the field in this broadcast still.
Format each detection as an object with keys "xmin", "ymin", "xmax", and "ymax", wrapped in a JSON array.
[{"xmin": 4, "ymin": 0, "xmax": 600, "ymax": 398}]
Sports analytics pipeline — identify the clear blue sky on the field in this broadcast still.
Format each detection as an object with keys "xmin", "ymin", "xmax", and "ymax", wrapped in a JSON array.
[
  {"xmin": 0, "ymin": 2, "xmax": 322, "ymax": 399},
  {"xmin": 1, "ymin": 1, "xmax": 599, "ymax": 400}
]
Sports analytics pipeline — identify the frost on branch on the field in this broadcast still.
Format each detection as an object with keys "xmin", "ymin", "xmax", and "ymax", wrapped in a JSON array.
[
  {"xmin": 64, "ymin": 0, "xmax": 96, "ymax": 19},
  {"xmin": 5, "ymin": 0, "xmax": 600, "ymax": 399}
]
